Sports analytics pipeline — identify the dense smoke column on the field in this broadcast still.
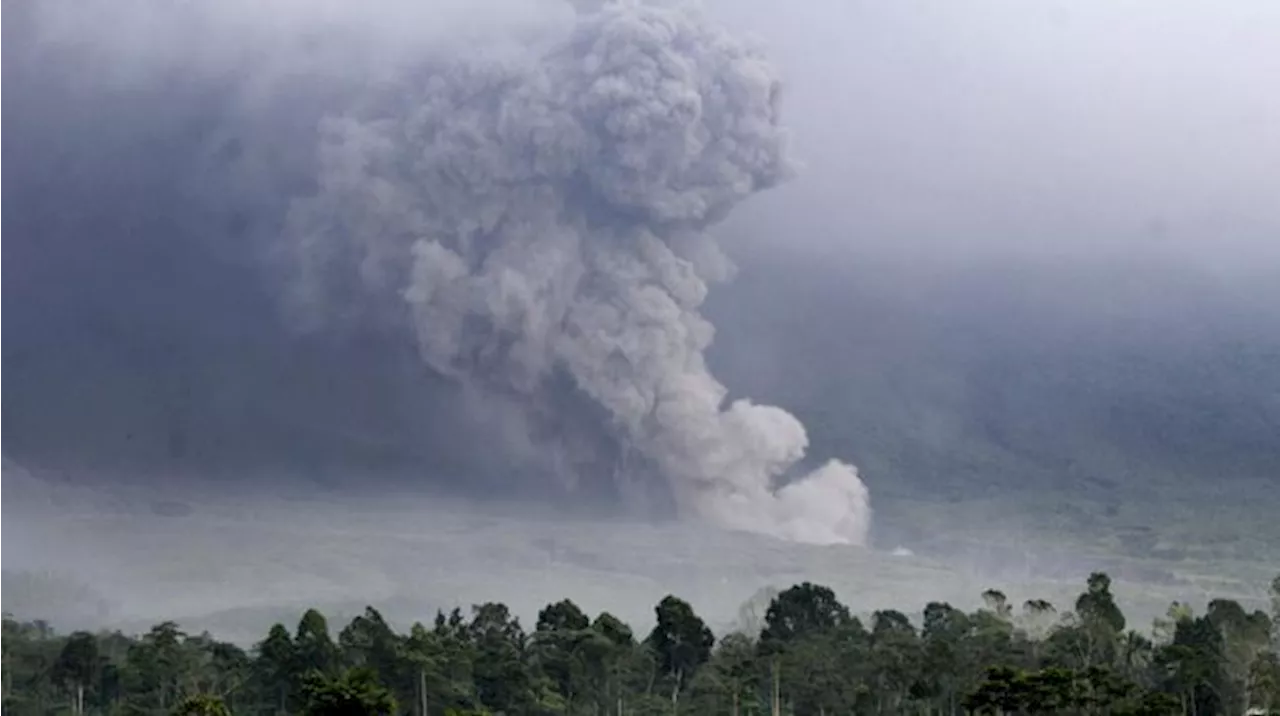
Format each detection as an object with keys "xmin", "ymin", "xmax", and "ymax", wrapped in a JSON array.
[{"xmin": 284, "ymin": 1, "xmax": 871, "ymax": 545}]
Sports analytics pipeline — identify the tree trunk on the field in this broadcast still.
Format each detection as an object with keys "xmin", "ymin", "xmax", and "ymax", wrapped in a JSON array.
[
  {"xmin": 419, "ymin": 667, "xmax": 428, "ymax": 716},
  {"xmin": 0, "ymin": 650, "xmax": 9, "ymax": 712},
  {"xmin": 76, "ymin": 683, "xmax": 84, "ymax": 716},
  {"xmin": 771, "ymin": 659, "xmax": 781, "ymax": 716}
]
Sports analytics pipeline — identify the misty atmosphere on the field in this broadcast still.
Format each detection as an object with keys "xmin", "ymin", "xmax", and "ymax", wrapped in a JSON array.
[{"xmin": 2, "ymin": 0, "xmax": 1279, "ymax": 708}]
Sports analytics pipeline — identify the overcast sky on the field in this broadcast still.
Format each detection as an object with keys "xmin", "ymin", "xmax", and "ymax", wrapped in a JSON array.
[
  {"xmin": 703, "ymin": 0, "xmax": 1280, "ymax": 274},
  {"xmin": 14, "ymin": 0, "xmax": 1278, "ymax": 274}
]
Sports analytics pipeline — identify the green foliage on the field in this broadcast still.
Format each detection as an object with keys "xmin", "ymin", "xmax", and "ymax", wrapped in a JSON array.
[
  {"xmin": 644, "ymin": 595, "xmax": 714, "ymax": 689},
  {"xmin": 759, "ymin": 581, "xmax": 851, "ymax": 653},
  {"xmin": 2, "ymin": 571, "xmax": 1278, "ymax": 716},
  {"xmin": 301, "ymin": 668, "xmax": 397, "ymax": 716},
  {"xmin": 173, "ymin": 693, "xmax": 231, "ymax": 716}
]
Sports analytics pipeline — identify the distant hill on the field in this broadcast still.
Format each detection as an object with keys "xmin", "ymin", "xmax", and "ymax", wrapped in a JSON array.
[{"xmin": 707, "ymin": 250, "xmax": 1280, "ymax": 496}]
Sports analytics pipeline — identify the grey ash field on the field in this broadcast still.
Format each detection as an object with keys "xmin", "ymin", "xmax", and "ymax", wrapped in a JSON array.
[{"xmin": 5, "ymin": 254, "xmax": 1278, "ymax": 643}]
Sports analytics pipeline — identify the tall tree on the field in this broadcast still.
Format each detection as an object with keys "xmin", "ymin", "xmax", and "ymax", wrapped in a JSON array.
[
  {"xmin": 920, "ymin": 601, "xmax": 971, "ymax": 714},
  {"xmin": 1206, "ymin": 598, "xmax": 1273, "ymax": 713},
  {"xmin": 688, "ymin": 632, "xmax": 760, "ymax": 716},
  {"xmin": 645, "ymin": 595, "xmax": 714, "ymax": 710},
  {"xmin": 1158, "ymin": 614, "xmax": 1226, "ymax": 716},
  {"xmin": 591, "ymin": 612, "xmax": 640, "ymax": 715},
  {"xmin": 254, "ymin": 623, "xmax": 297, "ymax": 714},
  {"xmin": 759, "ymin": 582, "xmax": 850, "ymax": 652},
  {"xmin": 295, "ymin": 609, "xmax": 340, "ymax": 679},
  {"xmin": 869, "ymin": 610, "xmax": 922, "ymax": 713},
  {"xmin": 339, "ymin": 607, "xmax": 406, "ymax": 695},
  {"xmin": 469, "ymin": 602, "xmax": 533, "ymax": 713},
  {"xmin": 122, "ymin": 621, "xmax": 190, "ymax": 713},
  {"xmin": 51, "ymin": 632, "xmax": 99, "ymax": 716},
  {"xmin": 531, "ymin": 599, "xmax": 594, "ymax": 711}
]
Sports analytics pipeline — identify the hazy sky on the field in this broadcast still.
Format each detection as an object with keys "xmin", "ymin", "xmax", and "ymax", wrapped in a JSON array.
[
  {"xmin": 4, "ymin": 0, "xmax": 1278, "ymax": 633},
  {"xmin": 705, "ymin": 0, "xmax": 1280, "ymax": 272},
  {"xmin": 5, "ymin": 0, "xmax": 1277, "ymax": 474},
  {"xmin": 14, "ymin": 0, "xmax": 1279, "ymax": 272}
]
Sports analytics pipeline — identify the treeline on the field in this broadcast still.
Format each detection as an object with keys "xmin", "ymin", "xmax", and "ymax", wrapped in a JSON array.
[{"xmin": 4, "ymin": 573, "xmax": 1279, "ymax": 716}]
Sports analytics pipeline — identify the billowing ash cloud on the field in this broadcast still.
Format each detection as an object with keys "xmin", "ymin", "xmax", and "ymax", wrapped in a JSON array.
[
  {"xmin": 280, "ymin": 1, "xmax": 870, "ymax": 544},
  {"xmin": 2, "ymin": 0, "xmax": 869, "ymax": 544}
]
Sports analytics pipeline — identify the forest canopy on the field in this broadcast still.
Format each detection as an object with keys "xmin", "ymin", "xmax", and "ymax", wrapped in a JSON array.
[{"xmin": 4, "ymin": 572, "xmax": 1279, "ymax": 715}]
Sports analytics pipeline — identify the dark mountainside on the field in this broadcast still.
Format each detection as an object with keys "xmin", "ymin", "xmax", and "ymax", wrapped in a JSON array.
[
  {"xmin": 708, "ymin": 250, "xmax": 1280, "ymax": 502},
  {"xmin": 11, "ymin": 214, "xmax": 1280, "ymax": 638},
  {"xmin": 706, "ymin": 249, "xmax": 1280, "ymax": 565},
  {"xmin": 9, "ymin": 201, "xmax": 1278, "ymax": 503}
]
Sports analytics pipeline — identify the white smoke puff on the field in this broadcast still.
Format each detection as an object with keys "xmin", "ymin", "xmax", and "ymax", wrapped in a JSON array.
[{"xmin": 284, "ymin": 0, "xmax": 871, "ymax": 545}]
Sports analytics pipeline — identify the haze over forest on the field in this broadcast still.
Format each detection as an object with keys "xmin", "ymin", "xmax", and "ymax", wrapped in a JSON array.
[{"xmin": 3, "ymin": 0, "xmax": 1278, "ymax": 640}]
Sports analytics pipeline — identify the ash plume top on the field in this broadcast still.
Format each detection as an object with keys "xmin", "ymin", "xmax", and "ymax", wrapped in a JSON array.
[{"xmin": 283, "ymin": 0, "xmax": 871, "ymax": 545}]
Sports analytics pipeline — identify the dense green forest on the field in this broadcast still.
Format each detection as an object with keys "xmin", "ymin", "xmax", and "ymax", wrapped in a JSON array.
[{"xmin": 4, "ymin": 573, "xmax": 1279, "ymax": 716}]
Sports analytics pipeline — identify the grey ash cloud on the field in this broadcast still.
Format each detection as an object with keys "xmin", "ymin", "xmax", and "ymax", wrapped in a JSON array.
[{"xmin": 3, "ymin": 0, "xmax": 870, "ymax": 544}]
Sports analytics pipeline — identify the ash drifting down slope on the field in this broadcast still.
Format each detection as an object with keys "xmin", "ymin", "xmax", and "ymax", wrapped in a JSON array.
[
  {"xmin": 3, "ymin": 0, "xmax": 870, "ymax": 545},
  {"xmin": 280, "ymin": 2, "xmax": 870, "ymax": 544}
]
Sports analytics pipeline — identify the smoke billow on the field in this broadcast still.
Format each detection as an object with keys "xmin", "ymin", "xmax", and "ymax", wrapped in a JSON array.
[
  {"xmin": 280, "ymin": 2, "xmax": 870, "ymax": 544},
  {"xmin": 2, "ymin": 0, "xmax": 870, "ymax": 545}
]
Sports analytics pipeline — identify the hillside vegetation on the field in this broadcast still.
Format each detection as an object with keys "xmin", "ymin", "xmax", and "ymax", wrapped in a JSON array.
[{"xmin": 5, "ymin": 572, "xmax": 1279, "ymax": 715}]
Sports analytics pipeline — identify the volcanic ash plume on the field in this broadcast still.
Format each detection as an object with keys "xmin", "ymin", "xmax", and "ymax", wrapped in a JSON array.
[{"xmin": 283, "ymin": 1, "xmax": 871, "ymax": 545}]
